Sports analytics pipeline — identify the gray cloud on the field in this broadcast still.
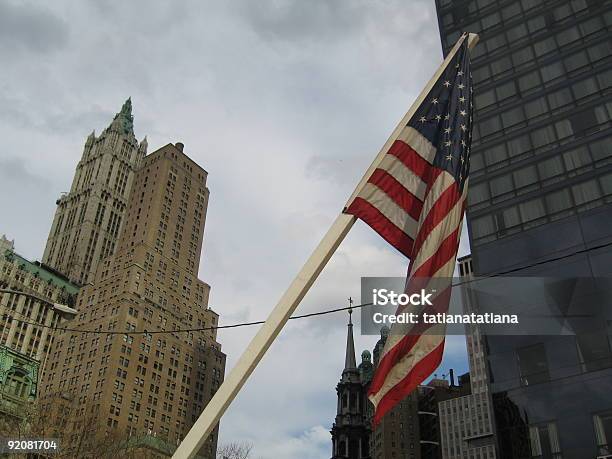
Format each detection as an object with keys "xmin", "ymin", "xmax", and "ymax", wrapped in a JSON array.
[
  {"xmin": 0, "ymin": 1, "xmax": 69, "ymax": 55},
  {"xmin": 238, "ymin": 1, "xmax": 366, "ymax": 43}
]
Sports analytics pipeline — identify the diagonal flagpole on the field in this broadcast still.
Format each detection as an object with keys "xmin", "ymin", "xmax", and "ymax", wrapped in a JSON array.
[{"xmin": 173, "ymin": 32, "xmax": 479, "ymax": 459}]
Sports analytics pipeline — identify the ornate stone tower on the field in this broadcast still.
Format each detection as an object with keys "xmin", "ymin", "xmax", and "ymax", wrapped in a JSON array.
[
  {"xmin": 42, "ymin": 98, "xmax": 147, "ymax": 285},
  {"xmin": 41, "ymin": 143, "xmax": 225, "ymax": 458},
  {"xmin": 330, "ymin": 308, "xmax": 371, "ymax": 459}
]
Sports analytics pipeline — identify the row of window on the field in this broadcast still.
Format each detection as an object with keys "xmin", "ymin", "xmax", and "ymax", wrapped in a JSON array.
[
  {"xmin": 470, "ymin": 171, "xmax": 612, "ymax": 245},
  {"xmin": 443, "ymin": 0, "xmax": 609, "ymax": 53},
  {"xmin": 474, "ymin": 100, "xmax": 611, "ymax": 155},
  {"xmin": 474, "ymin": 47, "xmax": 611, "ymax": 116},
  {"xmin": 470, "ymin": 137, "xmax": 611, "ymax": 208},
  {"xmin": 471, "ymin": 124, "xmax": 609, "ymax": 191}
]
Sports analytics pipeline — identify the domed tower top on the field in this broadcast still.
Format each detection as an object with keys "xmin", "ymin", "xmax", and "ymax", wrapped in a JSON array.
[{"xmin": 359, "ymin": 350, "xmax": 374, "ymax": 384}]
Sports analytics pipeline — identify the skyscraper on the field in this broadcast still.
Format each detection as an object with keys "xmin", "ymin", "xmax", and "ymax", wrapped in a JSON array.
[
  {"xmin": 40, "ymin": 142, "xmax": 225, "ymax": 458},
  {"xmin": 368, "ymin": 327, "xmax": 439, "ymax": 459},
  {"xmin": 438, "ymin": 255, "xmax": 496, "ymax": 458},
  {"xmin": 42, "ymin": 98, "xmax": 148, "ymax": 285},
  {"xmin": 435, "ymin": 1, "xmax": 612, "ymax": 457}
]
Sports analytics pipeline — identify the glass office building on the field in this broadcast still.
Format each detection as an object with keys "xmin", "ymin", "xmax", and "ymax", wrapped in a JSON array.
[{"xmin": 434, "ymin": 0, "xmax": 612, "ymax": 457}]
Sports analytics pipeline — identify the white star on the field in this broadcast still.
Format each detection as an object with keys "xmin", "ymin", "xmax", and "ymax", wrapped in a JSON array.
[
  {"xmin": 460, "ymin": 110, "xmax": 467, "ymax": 116},
  {"xmin": 459, "ymin": 96, "xmax": 466, "ymax": 103},
  {"xmin": 460, "ymin": 124, "xmax": 467, "ymax": 131},
  {"xmin": 444, "ymin": 113, "xmax": 450, "ymax": 120},
  {"xmin": 458, "ymin": 71, "xmax": 463, "ymax": 76},
  {"xmin": 443, "ymin": 81, "xmax": 451, "ymax": 87},
  {"xmin": 444, "ymin": 141, "xmax": 451, "ymax": 147},
  {"xmin": 419, "ymin": 116, "xmax": 427, "ymax": 123},
  {"xmin": 431, "ymin": 98, "xmax": 439, "ymax": 104},
  {"xmin": 445, "ymin": 154, "xmax": 453, "ymax": 161},
  {"xmin": 461, "ymin": 139, "xmax": 466, "ymax": 147},
  {"xmin": 435, "ymin": 114, "xmax": 442, "ymax": 121},
  {"xmin": 455, "ymin": 63, "xmax": 460, "ymax": 68},
  {"xmin": 458, "ymin": 83, "xmax": 465, "ymax": 90},
  {"xmin": 444, "ymin": 127, "xmax": 451, "ymax": 134}
]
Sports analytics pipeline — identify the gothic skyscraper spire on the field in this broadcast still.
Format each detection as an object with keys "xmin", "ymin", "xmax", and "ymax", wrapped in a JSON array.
[{"xmin": 41, "ymin": 98, "xmax": 147, "ymax": 284}]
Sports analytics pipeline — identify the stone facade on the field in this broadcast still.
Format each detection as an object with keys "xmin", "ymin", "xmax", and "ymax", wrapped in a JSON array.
[
  {"xmin": 0, "ymin": 237, "xmax": 79, "ymax": 364},
  {"xmin": 40, "ymin": 143, "xmax": 225, "ymax": 458},
  {"xmin": 42, "ymin": 99, "xmax": 147, "ymax": 285},
  {"xmin": 0, "ymin": 345, "xmax": 39, "ymax": 420}
]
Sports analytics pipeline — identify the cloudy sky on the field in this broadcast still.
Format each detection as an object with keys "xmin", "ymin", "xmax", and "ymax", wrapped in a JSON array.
[{"xmin": 0, "ymin": 1, "xmax": 471, "ymax": 457}]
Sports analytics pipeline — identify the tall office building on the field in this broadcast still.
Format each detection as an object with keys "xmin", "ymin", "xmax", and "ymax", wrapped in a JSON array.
[
  {"xmin": 42, "ymin": 98, "xmax": 147, "ymax": 285},
  {"xmin": 369, "ymin": 328, "xmax": 441, "ymax": 459},
  {"xmin": 40, "ymin": 143, "xmax": 225, "ymax": 458},
  {"xmin": 438, "ymin": 255, "xmax": 496, "ymax": 458},
  {"xmin": 435, "ymin": 1, "xmax": 612, "ymax": 457}
]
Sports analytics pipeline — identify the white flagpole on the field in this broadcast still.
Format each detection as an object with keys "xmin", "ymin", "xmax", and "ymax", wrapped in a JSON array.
[{"xmin": 173, "ymin": 32, "xmax": 479, "ymax": 459}]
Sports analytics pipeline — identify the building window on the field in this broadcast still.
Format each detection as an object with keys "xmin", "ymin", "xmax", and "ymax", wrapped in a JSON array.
[
  {"xmin": 576, "ymin": 330, "xmax": 612, "ymax": 372},
  {"xmin": 537, "ymin": 156, "xmax": 564, "ymax": 181},
  {"xmin": 513, "ymin": 165, "xmax": 538, "ymax": 191},
  {"xmin": 529, "ymin": 422, "xmax": 561, "ymax": 458},
  {"xmin": 572, "ymin": 77, "xmax": 599, "ymax": 100},
  {"xmin": 507, "ymin": 135, "xmax": 531, "ymax": 158},
  {"xmin": 545, "ymin": 189, "xmax": 573, "ymax": 215},
  {"xmin": 471, "ymin": 215, "xmax": 496, "ymax": 239},
  {"xmin": 547, "ymin": 87, "xmax": 573, "ymax": 111},
  {"xmin": 594, "ymin": 410, "xmax": 612, "ymax": 455},
  {"xmin": 5, "ymin": 369, "xmax": 31, "ymax": 399},
  {"xmin": 572, "ymin": 179, "xmax": 601, "ymax": 206},
  {"xmin": 490, "ymin": 174, "xmax": 513, "ymax": 199},
  {"xmin": 517, "ymin": 343, "xmax": 549, "ymax": 386},
  {"xmin": 519, "ymin": 197, "xmax": 546, "ymax": 224},
  {"xmin": 540, "ymin": 61, "xmax": 564, "ymax": 84}
]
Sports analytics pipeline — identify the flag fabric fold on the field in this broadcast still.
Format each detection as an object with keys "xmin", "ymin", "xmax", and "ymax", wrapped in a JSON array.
[{"xmin": 344, "ymin": 36, "xmax": 474, "ymax": 425}]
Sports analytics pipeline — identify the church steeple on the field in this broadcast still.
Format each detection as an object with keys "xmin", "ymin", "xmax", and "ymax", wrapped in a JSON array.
[
  {"xmin": 330, "ymin": 299, "xmax": 372, "ymax": 459},
  {"xmin": 344, "ymin": 302, "xmax": 357, "ymax": 373}
]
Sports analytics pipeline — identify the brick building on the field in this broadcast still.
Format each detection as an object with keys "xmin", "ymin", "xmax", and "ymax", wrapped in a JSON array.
[{"xmin": 40, "ymin": 143, "xmax": 225, "ymax": 458}]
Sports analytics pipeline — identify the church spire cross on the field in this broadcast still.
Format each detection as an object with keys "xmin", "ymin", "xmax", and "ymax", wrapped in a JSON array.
[{"xmin": 344, "ymin": 298, "xmax": 357, "ymax": 372}]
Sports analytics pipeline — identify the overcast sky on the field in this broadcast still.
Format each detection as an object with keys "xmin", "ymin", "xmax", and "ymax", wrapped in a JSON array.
[{"xmin": 0, "ymin": 1, "xmax": 471, "ymax": 457}]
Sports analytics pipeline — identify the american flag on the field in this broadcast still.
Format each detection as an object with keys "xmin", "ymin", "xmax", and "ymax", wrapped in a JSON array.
[{"xmin": 344, "ymin": 35, "xmax": 473, "ymax": 425}]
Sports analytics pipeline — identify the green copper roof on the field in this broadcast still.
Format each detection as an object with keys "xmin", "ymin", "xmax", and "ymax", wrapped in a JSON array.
[
  {"xmin": 111, "ymin": 97, "xmax": 134, "ymax": 134},
  {"xmin": 3, "ymin": 250, "xmax": 79, "ymax": 295}
]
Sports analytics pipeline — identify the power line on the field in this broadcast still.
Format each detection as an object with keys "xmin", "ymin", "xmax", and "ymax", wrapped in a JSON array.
[
  {"xmin": 1, "ymin": 238, "xmax": 611, "ymax": 336},
  {"xmin": 451, "ymin": 238, "xmax": 612, "ymax": 287},
  {"xmin": 1, "ymin": 301, "xmax": 375, "ymax": 336}
]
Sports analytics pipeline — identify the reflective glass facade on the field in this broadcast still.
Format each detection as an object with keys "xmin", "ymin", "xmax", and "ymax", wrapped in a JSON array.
[{"xmin": 435, "ymin": 0, "xmax": 612, "ymax": 457}]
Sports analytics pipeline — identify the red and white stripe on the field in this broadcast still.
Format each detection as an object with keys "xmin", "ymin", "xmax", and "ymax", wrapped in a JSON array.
[{"xmin": 345, "ymin": 125, "xmax": 468, "ymax": 425}]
